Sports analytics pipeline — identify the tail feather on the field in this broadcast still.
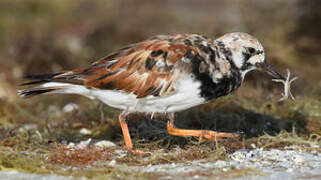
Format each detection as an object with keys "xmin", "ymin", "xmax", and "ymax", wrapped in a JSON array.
[
  {"xmin": 19, "ymin": 72, "xmax": 64, "ymax": 86},
  {"xmin": 18, "ymin": 71, "xmax": 83, "ymax": 98},
  {"xmin": 18, "ymin": 87, "xmax": 62, "ymax": 98},
  {"xmin": 24, "ymin": 72, "xmax": 64, "ymax": 80},
  {"xmin": 20, "ymin": 80, "xmax": 50, "ymax": 86}
]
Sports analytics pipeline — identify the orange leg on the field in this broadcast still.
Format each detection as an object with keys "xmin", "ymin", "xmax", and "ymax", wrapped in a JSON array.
[
  {"xmin": 118, "ymin": 111, "xmax": 150, "ymax": 155},
  {"xmin": 166, "ymin": 113, "xmax": 239, "ymax": 142},
  {"xmin": 118, "ymin": 111, "xmax": 133, "ymax": 149}
]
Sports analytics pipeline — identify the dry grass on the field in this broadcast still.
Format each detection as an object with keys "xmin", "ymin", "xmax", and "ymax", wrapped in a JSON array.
[{"xmin": 50, "ymin": 145, "xmax": 112, "ymax": 167}]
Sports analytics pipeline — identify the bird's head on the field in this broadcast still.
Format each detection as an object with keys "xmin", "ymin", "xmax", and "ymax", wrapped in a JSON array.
[{"xmin": 216, "ymin": 32, "xmax": 285, "ymax": 80}]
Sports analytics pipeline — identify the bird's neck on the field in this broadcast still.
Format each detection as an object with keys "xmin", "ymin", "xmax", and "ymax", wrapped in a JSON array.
[{"xmin": 197, "ymin": 71, "xmax": 243, "ymax": 101}]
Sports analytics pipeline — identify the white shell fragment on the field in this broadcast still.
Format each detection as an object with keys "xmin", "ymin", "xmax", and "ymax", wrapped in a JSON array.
[
  {"xmin": 67, "ymin": 138, "xmax": 92, "ymax": 149},
  {"xmin": 94, "ymin": 140, "xmax": 116, "ymax": 149},
  {"xmin": 79, "ymin": 128, "xmax": 92, "ymax": 135},
  {"xmin": 272, "ymin": 69, "xmax": 298, "ymax": 101}
]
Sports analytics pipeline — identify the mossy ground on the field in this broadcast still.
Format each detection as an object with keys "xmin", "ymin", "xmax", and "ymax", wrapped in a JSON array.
[{"xmin": 0, "ymin": 92, "xmax": 320, "ymax": 179}]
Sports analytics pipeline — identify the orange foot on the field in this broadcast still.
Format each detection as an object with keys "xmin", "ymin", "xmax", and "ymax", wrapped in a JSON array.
[
  {"xmin": 167, "ymin": 115, "xmax": 239, "ymax": 142},
  {"xmin": 198, "ymin": 129, "xmax": 239, "ymax": 142}
]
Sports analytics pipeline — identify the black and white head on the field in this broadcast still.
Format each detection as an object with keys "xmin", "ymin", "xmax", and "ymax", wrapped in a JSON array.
[{"xmin": 216, "ymin": 32, "xmax": 285, "ymax": 80}]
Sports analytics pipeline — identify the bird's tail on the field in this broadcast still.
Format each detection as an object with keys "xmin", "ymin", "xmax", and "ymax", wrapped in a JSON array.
[
  {"xmin": 18, "ymin": 71, "xmax": 84, "ymax": 98},
  {"xmin": 17, "ymin": 86, "xmax": 64, "ymax": 98}
]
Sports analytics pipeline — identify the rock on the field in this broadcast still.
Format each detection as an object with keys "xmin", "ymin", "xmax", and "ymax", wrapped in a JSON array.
[
  {"xmin": 63, "ymin": 103, "xmax": 78, "ymax": 113},
  {"xmin": 250, "ymin": 143, "xmax": 257, "ymax": 149},
  {"xmin": 66, "ymin": 142, "xmax": 75, "ymax": 148},
  {"xmin": 67, "ymin": 139, "xmax": 92, "ymax": 149},
  {"xmin": 76, "ymin": 138, "xmax": 92, "ymax": 149},
  {"xmin": 94, "ymin": 140, "xmax": 116, "ymax": 148},
  {"xmin": 229, "ymin": 149, "xmax": 248, "ymax": 162},
  {"xmin": 17, "ymin": 124, "xmax": 38, "ymax": 132},
  {"xmin": 79, "ymin": 128, "xmax": 92, "ymax": 135},
  {"xmin": 108, "ymin": 159, "xmax": 116, "ymax": 166},
  {"xmin": 222, "ymin": 167, "xmax": 229, "ymax": 172}
]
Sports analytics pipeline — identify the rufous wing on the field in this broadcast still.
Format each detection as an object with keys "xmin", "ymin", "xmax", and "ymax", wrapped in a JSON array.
[{"xmin": 81, "ymin": 35, "xmax": 199, "ymax": 98}]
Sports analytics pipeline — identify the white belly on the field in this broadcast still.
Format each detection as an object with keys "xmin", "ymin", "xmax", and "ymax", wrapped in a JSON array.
[{"xmin": 42, "ymin": 75, "xmax": 205, "ymax": 113}]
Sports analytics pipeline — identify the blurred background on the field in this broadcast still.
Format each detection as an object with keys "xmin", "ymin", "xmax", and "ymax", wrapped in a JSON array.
[{"xmin": 0, "ymin": 0, "xmax": 320, "ymax": 140}]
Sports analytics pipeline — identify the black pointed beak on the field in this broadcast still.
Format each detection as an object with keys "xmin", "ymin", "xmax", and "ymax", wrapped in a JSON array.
[{"xmin": 259, "ymin": 60, "xmax": 285, "ymax": 80}]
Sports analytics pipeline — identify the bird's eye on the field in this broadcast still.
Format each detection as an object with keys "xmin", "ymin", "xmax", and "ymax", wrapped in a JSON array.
[{"xmin": 248, "ymin": 47, "xmax": 256, "ymax": 54}]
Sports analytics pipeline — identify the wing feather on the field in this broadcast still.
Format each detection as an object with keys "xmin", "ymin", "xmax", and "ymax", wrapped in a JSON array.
[
  {"xmin": 67, "ymin": 34, "xmax": 206, "ymax": 98},
  {"xmin": 20, "ymin": 34, "xmax": 216, "ymax": 99}
]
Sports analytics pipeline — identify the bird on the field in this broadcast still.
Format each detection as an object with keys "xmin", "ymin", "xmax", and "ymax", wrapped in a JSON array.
[{"xmin": 18, "ymin": 32, "xmax": 287, "ymax": 154}]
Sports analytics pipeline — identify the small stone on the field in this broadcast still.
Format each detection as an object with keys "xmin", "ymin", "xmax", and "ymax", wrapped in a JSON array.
[
  {"xmin": 67, "ymin": 142, "xmax": 75, "ymax": 148},
  {"xmin": 63, "ymin": 103, "xmax": 78, "ymax": 113},
  {"xmin": 95, "ymin": 140, "xmax": 116, "ymax": 148},
  {"xmin": 79, "ymin": 128, "xmax": 92, "ymax": 135},
  {"xmin": 76, "ymin": 138, "xmax": 92, "ymax": 149},
  {"xmin": 222, "ymin": 167, "xmax": 229, "ymax": 172},
  {"xmin": 108, "ymin": 159, "xmax": 116, "ymax": 166},
  {"xmin": 17, "ymin": 124, "xmax": 38, "ymax": 132},
  {"xmin": 230, "ymin": 149, "xmax": 248, "ymax": 162},
  {"xmin": 193, "ymin": 175, "xmax": 200, "ymax": 179}
]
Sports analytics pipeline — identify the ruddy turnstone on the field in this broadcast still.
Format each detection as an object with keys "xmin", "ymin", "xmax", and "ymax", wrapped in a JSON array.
[{"xmin": 18, "ymin": 32, "xmax": 296, "ymax": 153}]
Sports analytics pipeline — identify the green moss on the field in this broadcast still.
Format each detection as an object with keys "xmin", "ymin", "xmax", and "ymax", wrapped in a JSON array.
[
  {"xmin": 0, "ymin": 150, "xmax": 49, "ymax": 174},
  {"xmin": 257, "ymin": 130, "xmax": 321, "ymax": 151}
]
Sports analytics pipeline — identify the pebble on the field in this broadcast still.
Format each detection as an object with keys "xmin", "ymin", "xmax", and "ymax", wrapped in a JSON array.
[
  {"xmin": 76, "ymin": 138, "xmax": 91, "ymax": 149},
  {"xmin": 79, "ymin": 128, "xmax": 92, "ymax": 135},
  {"xmin": 63, "ymin": 103, "xmax": 78, "ymax": 113},
  {"xmin": 67, "ymin": 139, "xmax": 92, "ymax": 149},
  {"xmin": 229, "ymin": 149, "xmax": 248, "ymax": 162},
  {"xmin": 108, "ymin": 159, "xmax": 116, "ymax": 166},
  {"xmin": 222, "ymin": 167, "xmax": 229, "ymax": 172},
  {"xmin": 66, "ymin": 142, "xmax": 75, "ymax": 148},
  {"xmin": 94, "ymin": 140, "xmax": 116, "ymax": 148},
  {"xmin": 17, "ymin": 124, "xmax": 38, "ymax": 132},
  {"xmin": 250, "ymin": 143, "xmax": 256, "ymax": 149}
]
